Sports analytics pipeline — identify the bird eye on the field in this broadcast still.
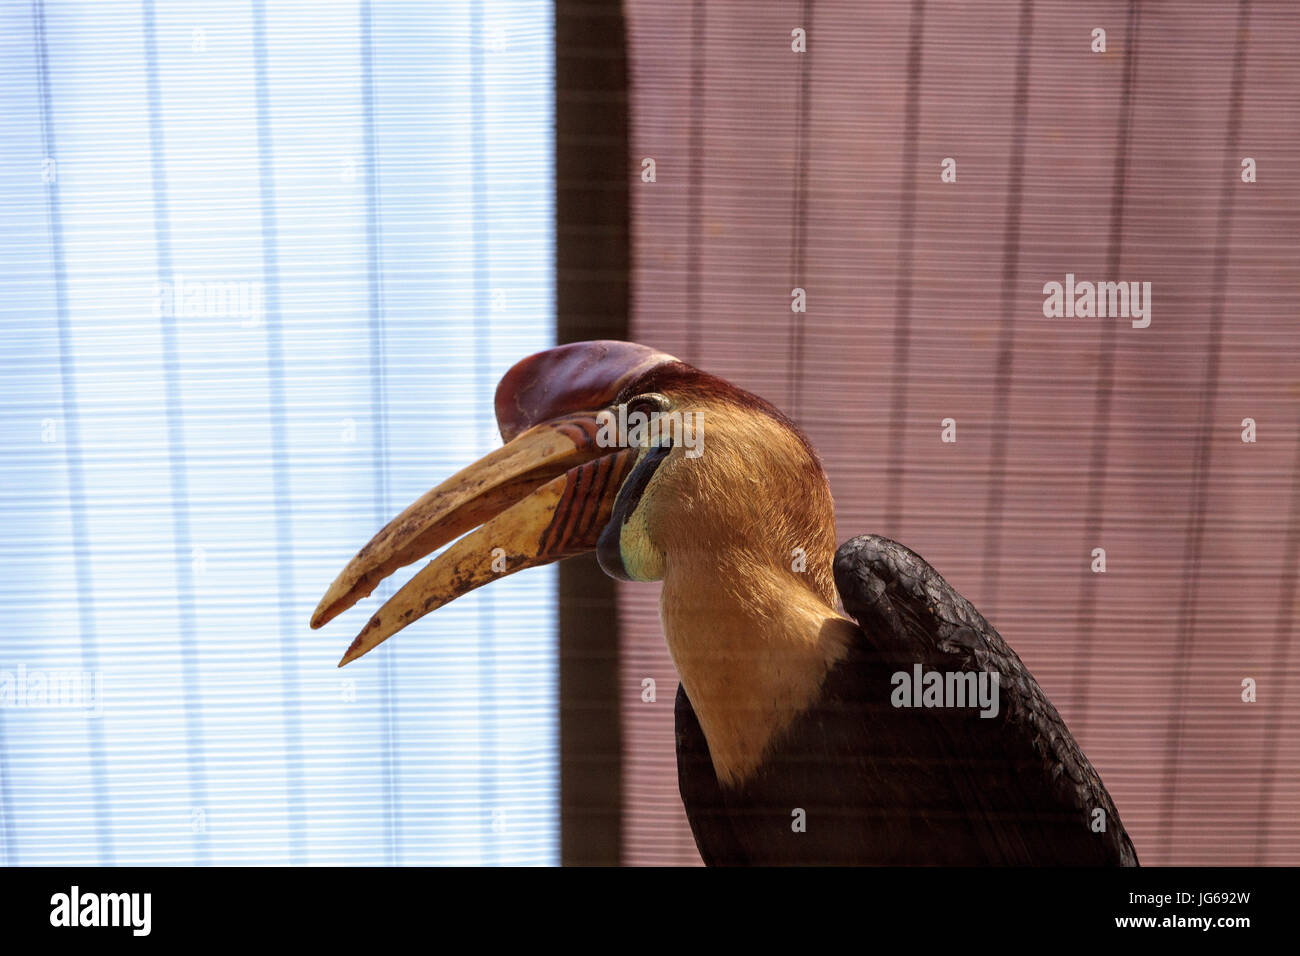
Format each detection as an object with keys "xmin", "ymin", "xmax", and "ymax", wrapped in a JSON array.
[{"xmin": 626, "ymin": 392, "xmax": 670, "ymax": 417}]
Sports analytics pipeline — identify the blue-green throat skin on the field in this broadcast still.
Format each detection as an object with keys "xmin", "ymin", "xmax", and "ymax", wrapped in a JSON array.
[{"xmin": 597, "ymin": 442, "xmax": 673, "ymax": 582}]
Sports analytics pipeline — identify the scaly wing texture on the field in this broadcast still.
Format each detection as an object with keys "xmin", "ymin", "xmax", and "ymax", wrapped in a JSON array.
[{"xmin": 674, "ymin": 534, "xmax": 1139, "ymax": 865}]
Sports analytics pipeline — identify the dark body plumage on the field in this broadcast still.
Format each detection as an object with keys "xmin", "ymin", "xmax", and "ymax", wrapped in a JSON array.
[{"xmin": 676, "ymin": 535, "xmax": 1139, "ymax": 866}]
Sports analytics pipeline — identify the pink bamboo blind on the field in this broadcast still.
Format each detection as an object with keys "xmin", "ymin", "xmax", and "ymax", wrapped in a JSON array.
[{"xmin": 620, "ymin": 0, "xmax": 1300, "ymax": 866}]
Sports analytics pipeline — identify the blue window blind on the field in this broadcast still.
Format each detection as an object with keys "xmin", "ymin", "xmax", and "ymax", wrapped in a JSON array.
[{"xmin": 0, "ymin": 0, "xmax": 556, "ymax": 865}]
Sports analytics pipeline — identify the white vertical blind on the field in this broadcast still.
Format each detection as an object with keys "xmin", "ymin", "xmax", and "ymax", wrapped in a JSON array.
[{"xmin": 0, "ymin": 0, "xmax": 556, "ymax": 865}]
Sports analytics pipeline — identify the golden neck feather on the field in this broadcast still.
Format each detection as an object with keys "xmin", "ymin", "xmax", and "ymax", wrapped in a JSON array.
[{"xmin": 648, "ymin": 401, "xmax": 856, "ymax": 786}]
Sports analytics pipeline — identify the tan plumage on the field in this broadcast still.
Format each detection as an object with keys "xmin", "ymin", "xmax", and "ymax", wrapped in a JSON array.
[{"xmin": 624, "ymin": 390, "xmax": 857, "ymax": 785}]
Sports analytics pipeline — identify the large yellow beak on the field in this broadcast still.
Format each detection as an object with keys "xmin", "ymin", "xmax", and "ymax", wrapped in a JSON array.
[{"xmin": 312, "ymin": 340, "xmax": 676, "ymax": 666}]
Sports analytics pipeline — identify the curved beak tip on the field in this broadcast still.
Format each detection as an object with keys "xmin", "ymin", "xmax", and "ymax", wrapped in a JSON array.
[{"xmin": 337, "ymin": 636, "xmax": 366, "ymax": 668}]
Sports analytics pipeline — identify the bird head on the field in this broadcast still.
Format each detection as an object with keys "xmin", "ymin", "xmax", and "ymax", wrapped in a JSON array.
[{"xmin": 312, "ymin": 340, "xmax": 840, "ymax": 667}]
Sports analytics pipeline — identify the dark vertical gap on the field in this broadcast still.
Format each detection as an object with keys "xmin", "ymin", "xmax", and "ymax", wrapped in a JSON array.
[
  {"xmin": 31, "ymin": 0, "xmax": 113, "ymax": 865},
  {"xmin": 1158, "ymin": 0, "xmax": 1251, "ymax": 863},
  {"xmin": 683, "ymin": 0, "xmax": 704, "ymax": 366},
  {"xmin": 555, "ymin": 0, "xmax": 628, "ymax": 866},
  {"xmin": 1255, "ymin": 426, "xmax": 1300, "ymax": 862},
  {"xmin": 141, "ymin": 0, "xmax": 210, "ymax": 866},
  {"xmin": 882, "ymin": 0, "xmax": 925, "ymax": 535},
  {"xmin": 249, "ymin": 0, "xmax": 306, "ymax": 865},
  {"xmin": 358, "ymin": 0, "xmax": 400, "ymax": 865},
  {"xmin": 1069, "ymin": 0, "xmax": 1141, "ymax": 734},
  {"xmin": 786, "ymin": 0, "xmax": 813, "ymax": 422},
  {"xmin": 980, "ymin": 0, "xmax": 1035, "ymax": 612},
  {"xmin": 468, "ymin": 0, "xmax": 499, "ymax": 866}
]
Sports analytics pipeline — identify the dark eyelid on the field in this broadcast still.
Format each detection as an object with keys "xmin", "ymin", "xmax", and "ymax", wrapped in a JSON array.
[{"xmin": 628, "ymin": 392, "xmax": 670, "ymax": 415}]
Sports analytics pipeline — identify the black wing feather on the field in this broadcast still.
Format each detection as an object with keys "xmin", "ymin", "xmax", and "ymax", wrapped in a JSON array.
[
  {"xmin": 831, "ymin": 534, "xmax": 1138, "ymax": 866},
  {"xmin": 674, "ymin": 534, "xmax": 1139, "ymax": 866}
]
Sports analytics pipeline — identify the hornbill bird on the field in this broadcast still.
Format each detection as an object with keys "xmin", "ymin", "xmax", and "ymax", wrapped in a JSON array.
[{"xmin": 312, "ymin": 340, "xmax": 1138, "ymax": 866}]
